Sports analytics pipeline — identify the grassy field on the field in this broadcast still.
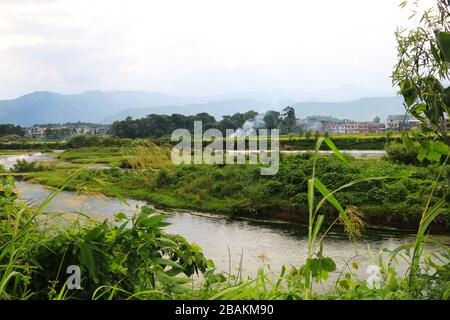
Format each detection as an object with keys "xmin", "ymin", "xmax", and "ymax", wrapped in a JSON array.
[{"xmin": 11, "ymin": 144, "xmax": 447, "ymax": 231}]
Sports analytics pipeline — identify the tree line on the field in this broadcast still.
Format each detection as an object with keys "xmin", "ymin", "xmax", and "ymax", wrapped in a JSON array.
[
  {"xmin": 110, "ymin": 107, "xmax": 297, "ymax": 138},
  {"xmin": 0, "ymin": 124, "xmax": 25, "ymax": 136}
]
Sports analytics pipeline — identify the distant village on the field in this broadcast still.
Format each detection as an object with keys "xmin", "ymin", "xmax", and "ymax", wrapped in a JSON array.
[
  {"xmin": 297, "ymin": 115, "xmax": 422, "ymax": 135},
  {"xmin": 25, "ymin": 122, "xmax": 109, "ymax": 139},
  {"xmin": 25, "ymin": 115, "xmax": 422, "ymax": 139}
]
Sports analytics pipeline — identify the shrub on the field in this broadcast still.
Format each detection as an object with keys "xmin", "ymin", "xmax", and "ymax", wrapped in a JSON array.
[
  {"xmin": 0, "ymin": 188, "xmax": 214, "ymax": 299},
  {"xmin": 12, "ymin": 160, "xmax": 54, "ymax": 172},
  {"xmin": 155, "ymin": 169, "xmax": 176, "ymax": 188},
  {"xmin": 385, "ymin": 143, "xmax": 420, "ymax": 165}
]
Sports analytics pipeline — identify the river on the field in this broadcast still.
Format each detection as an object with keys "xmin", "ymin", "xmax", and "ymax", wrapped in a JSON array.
[
  {"xmin": 13, "ymin": 180, "xmax": 449, "ymax": 285},
  {"xmin": 0, "ymin": 152, "xmax": 53, "ymax": 170}
]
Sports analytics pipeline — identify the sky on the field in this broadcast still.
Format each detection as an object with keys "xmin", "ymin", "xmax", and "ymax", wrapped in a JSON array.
[{"xmin": 0, "ymin": 0, "xmax": 433, "ymax": 99}]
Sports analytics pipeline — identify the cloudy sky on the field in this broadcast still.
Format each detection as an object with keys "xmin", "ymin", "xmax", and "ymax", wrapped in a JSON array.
[{"xmin": 0, "ymin": 0, "xmax": 431, "ymax": 99}]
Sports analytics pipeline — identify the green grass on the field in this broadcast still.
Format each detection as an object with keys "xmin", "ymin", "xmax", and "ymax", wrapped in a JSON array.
[
  {"xmin": 2, "ymin": 149, "xmax": 449, "ymax": 300},
  {"xmin": 56, "ymin": 147, "xmax": 129, "ymax": 167},
  {"xmin": 22, "ymin": 145, "xmax": 449, "ymax": 231},
  {"xmin": 2, "ymin": 140, "xmax": 449, "ymax": 300}
]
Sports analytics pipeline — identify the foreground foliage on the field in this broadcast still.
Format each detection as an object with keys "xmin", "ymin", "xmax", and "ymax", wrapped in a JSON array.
[
  {"xmin": 0, "ymin": 178, "xmax": 213, "ymax": 299},
  {"xmin": 1, "ymin": 173, "xmax": 449, "ymax": 300}
]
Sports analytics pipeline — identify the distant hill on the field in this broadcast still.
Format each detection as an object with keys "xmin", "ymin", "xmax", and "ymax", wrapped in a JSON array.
[
  {"xmin": 292, "ymin": 97, "xmax": 405, "ymax": 121},
  {"xmin": 0, "ymin": 90, "xmax": 404, "ymax": 126},
  {"xmin": 0, "ymin": 90, "xmax": 208, "ymax": 126},
  {"xmin": 103, "ymin": 98, "xmax": 269, "ymax": 123}
]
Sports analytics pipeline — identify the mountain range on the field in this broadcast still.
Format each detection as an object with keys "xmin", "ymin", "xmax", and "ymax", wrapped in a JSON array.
[
  {"xmin": 0, "ymin": 88, "xmax": 405, "ymax": 126},
  {"xmin": 292, "ymin": 97, "xmax": 405, "ymax": 121}
]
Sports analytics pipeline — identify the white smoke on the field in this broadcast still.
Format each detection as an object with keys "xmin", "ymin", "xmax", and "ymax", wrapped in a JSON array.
[
  {"xmin": 231, "ymin": 113, "xmax": 267, "ymax": 138},
  {"xmin": 302, "ymin": 120, "xmax": 323, "ymax": 131}
]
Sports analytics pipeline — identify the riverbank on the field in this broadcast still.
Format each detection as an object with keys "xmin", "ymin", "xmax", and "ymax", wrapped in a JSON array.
[
  {"xmin": 3, "ymin": 146, "xmax": 448, "ymax": 231},
  {"xmin": 14, "ymin": 180, "xmax": 450, "ymax": 282},
  {"xmin": 2, "ymin": 147, "xmax": 449, "ymax": 301},
  {"xmin": 4, "ymin": 178, "xmax": 449, "ymax": 300},
  {"xmin": 23, "ymin": 168, "xmax": 448, "ymax": 232}
]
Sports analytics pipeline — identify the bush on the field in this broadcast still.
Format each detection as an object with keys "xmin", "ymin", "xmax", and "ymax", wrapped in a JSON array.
[
  {"xmin": 0, "ymin": 141, "xmax": 66, "ymax": 150},
  {"xmin": 385, "ymin": 143, "xmax": 420, "ymax": 165},
  {"xmin": 12, "ymin": 160, "xmax": 54, "ymax": 173},
  {"xmin": 384, "ymin": 183, "xmax": 408, "ymax": 203},
  {"xmin": 155, "ymin": 169, "xmax": 176, "ymax": 188},
  {"xmin": 0, "ymin": 185, "xmax": 214, "ymax": 299},
  {"xmin": 67, "ymin": 136, "xmax": 130, "ymax": 148}
]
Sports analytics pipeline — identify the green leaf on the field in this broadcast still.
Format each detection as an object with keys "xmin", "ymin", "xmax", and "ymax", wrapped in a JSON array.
[
  {"xmin": 426, "ymin": 150, "xmax": 442, "ymax": 162},
  {"xmin": 114, "ymin": 212, "xmax": 127, "ymax": 222},
  {"xmin": 324, "ymin": 137, "xmax": 349, "ymax": 164},
  {"xmin": 79, "ymin": 241, "xmax": 98, "ymax": 283},
  {"xmin": 417, "ymin": 148, "xmax": 428, "ymax": 162},
  {"xmin": 313, "ymin": 178, "xmax": 348, "ymax": 224},
  {"xmin": 171, "ymin": 284, "xmax": 192, "ymax": 294},
  {"xmin": 422, "ymin": 199, "xmax": 446, "ymax": 231},
  {"xmin": 401, "ymin": 130, "xmax": 415, "ymax": 152},
  {"xmin": 436, "ymin": 30, "xmax": 450, "ymax": 63},
  {"xmin": 410, "ymin": 103, "xmax": 427, "ymax": 120},
  {"xmin": 430, "ymin": 40, "xmax": 442, "ymax": 63},
  {"xmin": 431, "ymin": 141, "xmax": 449, "ymax": 155},
  {"xmin": 154, "ymin": 270, "xmax": 175, "ymax": 286},
  {"xmin": 137, "ymin": 214, "xmax": 165, "ymax": 228},
  {"xmin": 156, "ymin": 258, "xmax": 184, "ymax": 270},
  {"xmin": 321, "ymin": 257, "xmax": 336, "ymax": 273},
  {"xmin": 157, "ymin": 237, "xmax": 178, "ymax": 248},
  {"xmin": 172, "ymin": 277, "xmax": 192, "ymax": 284},
  {"xmin": 312, "ymin": 215, "xmax": 324, "ymax": 243},
  {"xmin": 399, "ymin": 79, "xmax": 417, "ymax": 107},
  {"xmin": 308, "ymin": 178, "xmax": 314, "ymax": 216}
]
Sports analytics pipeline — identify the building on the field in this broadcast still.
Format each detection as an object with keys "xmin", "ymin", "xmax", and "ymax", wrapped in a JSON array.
[
  {"xmin": 368, "ymin": 122, "xmax": 385, "ymax": 133},
  {"xmin": 342, "ymin": 121, "xmax": 358, "ymax": 134},
  {"xmin": 304, "ymin": 118, "xmax": 386, "ymax": 135},
  {"xmin": 356, "ymin": 122, "xmax": 369, "ymax": 134},
  {"xmin": 385, "ymin": 115, "xmax": 421, "ymax": 131},
  {"xmin": 76, "ymin": 126, "xmax": 95, "ymax": 135},
  {"xmin": 95, "ymin": 127, "xmax": 108, "ymax": 135},
  {"xmin": 31, "ymin": 126, "xmax": 46, "ymax": 136}
]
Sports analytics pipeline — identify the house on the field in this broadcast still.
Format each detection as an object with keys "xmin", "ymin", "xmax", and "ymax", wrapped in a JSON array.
[
  {"xmin": 31, "ymin": 126, "xmax": 46, "ymax": 136},
  {"xmin": 356, "ymin": 122, "xmax": 370, "ymax": 134},
  {"xmin": 76, "ymin": 126, "xmax": 95, "ymax": 135},
  {"xmin": 385, "ymin": 115, "xmax": 421, "ymax": 131},
  {"xmin": 343, "ymin": 121, "xmax": 358, "ymax": 134},
  {"xmin": 95, "ymin": 127, "xmax": 107, "ymax": 136},
  {"xmin": 368, "ymin": 122, "xmax": 385, "ymax": 133}
]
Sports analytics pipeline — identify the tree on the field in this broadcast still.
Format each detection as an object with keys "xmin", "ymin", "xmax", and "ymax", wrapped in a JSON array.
[
  {"xmin": 392, "ymin": 0, "xmax": 449, "ymax": 289},
  {"xmin": 373, "ymin": 116, "xmax": 381, "ymax": 123},
  {"xmin": 44, "ymin": 128, "xmax": 70, "ymax": 141},
  {"xmin": 218, "ymin": 111, "xmax": 258, "ymax": 131},
  {"xmin": 263, "ymin": 110, "xmax": 281, "ymax": 130},
  {"xmin": 0, "ymin": 124, "xmax": 25, "ymax": 136},
  {"xmin": 280, "ymin": 106, "xmax": 296, "ymax": 134},
  {"xmin": 393, "ymin": 0, "xmax": 449, "ymax": 161},
  {"xmin": 305, "ymin": 130, "xmax": 312, "ymax": 141}
]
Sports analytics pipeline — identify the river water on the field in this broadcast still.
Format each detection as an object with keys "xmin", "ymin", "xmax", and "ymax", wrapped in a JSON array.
[
  {"xmin": 13, "ymin": 181, "xmax": 449, "ymax": 284},
  {"xmin": 0, "ymin": 152, "xmax": 53, "ymax": 170}
]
